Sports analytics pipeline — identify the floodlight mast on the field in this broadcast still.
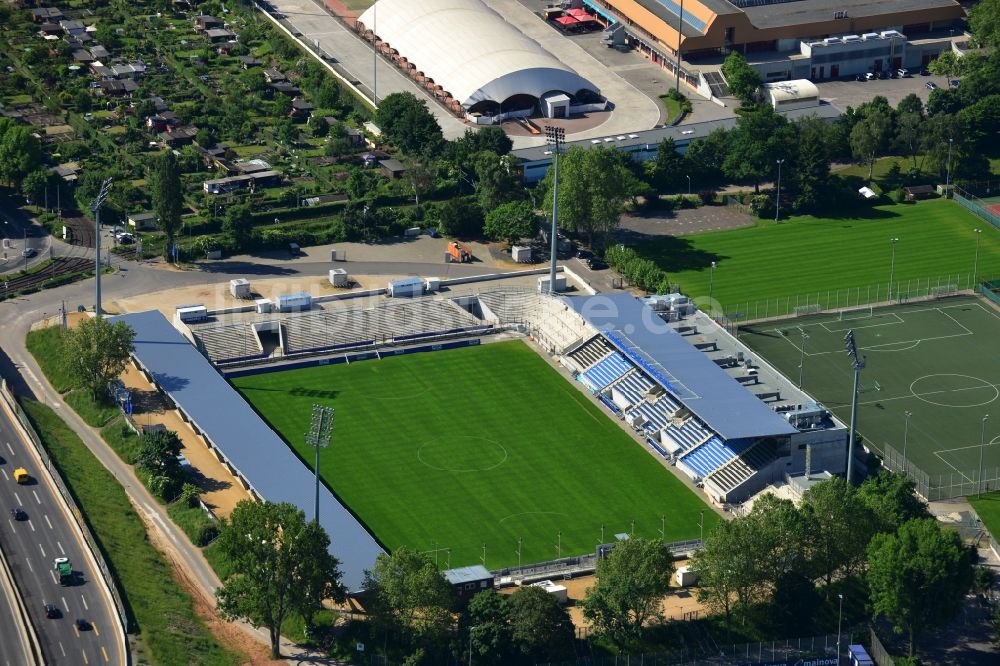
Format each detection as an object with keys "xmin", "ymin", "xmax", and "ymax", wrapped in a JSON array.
[
  {"xmin": 89, "ymin": 178, "xmax": 113, "ymax": 317},
  {"xmin": 843, "ymin": 330, "xmax": 865, "ymax": 484},
  {"xmin": 545, "ymin": 126, "xmax": 565, "ymax": 295},
  {"xmin": 305, "ymin": 404, "xmax": 335, "ymax": 523}
]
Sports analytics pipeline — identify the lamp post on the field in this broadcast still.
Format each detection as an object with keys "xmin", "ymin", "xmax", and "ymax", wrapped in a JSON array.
[
  {"xmin": 888, "ymin": 237, "xmax": 899, "ymax": 302},
  {"xmin": 979, "ymin": 414, "xmax": 990, "ymax": 498},
  {"xmin": 372, "ymin": 0, "xmax": 378, "ymax": 105},
  {"xmin": 305, "ymin": 404, "xmax": 335, "ymax": 522},
  {"xmin": 797, "ymin": 328, "xmax": 809, "ymax": 388},
  {"xmin": 837, "ymin": 593, "xmax": 844, "ymax": 661},
  {"xmin": 89, "ymin": 178, "xmax": 113, "ymax": 317},
  {"xmin": 699, "ymin": 509, "xmax": 705, "ymax": 542},
  {"xmin": 775, "ymin": 159, "xmax": 785, "ymax": 222},
  {"xmin": 844, "ymin": 330, "xmax": 865, "ymax": 484},
  {"xmin": 945, "ymin": 138, "xmax": 954, "ymax": 195},
  {"xmin": 973, "ymin": 228, "xmax": 983, "ymax": 288},
  {"xmin": 674, "ymin": 0, "xmax": 685, "ymax": 91},
  {"xmin": 903, "ymin": 410, "xmax": 912, "ymax": 471},
  {"xmin": 708, "ymin": 261, "xmax": 717, "ymax": 313},
  {"xmin": 545, "ymin": 126, "xmax": 565, "ymax": 295},
  {"xmin": 686, "ymin": 174, "xmax": 691, "ymax": 196}
]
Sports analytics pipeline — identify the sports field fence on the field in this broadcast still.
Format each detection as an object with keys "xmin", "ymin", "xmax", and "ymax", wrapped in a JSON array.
[
  {"xmin": 721, "ymin": 271, "xmax": 993, "ymax": 328},
  {"xmin": 880, "ymin": 440, "xmax": 1000, "ymax": 502},
  {"xmin": 954, "ymin": 186, "xmax": 1000, "ymax": 230}
]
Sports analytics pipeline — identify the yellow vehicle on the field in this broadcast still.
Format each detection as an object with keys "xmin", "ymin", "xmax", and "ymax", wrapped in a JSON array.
[{"xmin": 13, "ymin": 467, "xmax": 29, "ymax": 484}]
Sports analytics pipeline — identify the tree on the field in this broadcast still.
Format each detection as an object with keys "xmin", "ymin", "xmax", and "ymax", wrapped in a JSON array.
[
  {"xmin": 0, "ymin": 119, "xmax": 42, "ymax": 187},
  {"xmin": 464, "ymin": 126, "xmax": 513, "ymax": 155},
  {"xmin": 21, "ymin": 168, "xmax": 53, "ymax": 206},
  {"xmin": 540, "ymin": 146, "xmax": 640, "ymax": 247},
  {"xmin": 151, "ymin": 152, "xmax": 183, "ymax": 259},
  {"xmin": 867, "ymin": 518, "xmax": 974, "ymax": 656},
  {"xmin": 692, "ymin": 516, "xmax": 763, "ymax": 629},
  {"xmin": 136, "ymin": 429, "xmax": 185, "ymax": 500},
  {"xmin": 216, "ymin": 501, "xmax": 343, "ymax": 658},
  {"xmin": 461, "ymin": 590, "xmax": 510, "ymax": 666},
  {"xmin": 431, "ymin": 196, "xmax": 482, "ymax": 238},
  {"xmin": 850, "ymin": 108, "xmax": 892, "ymax": 182},
  {"xmin": 856, "ymin": 472, "xmax": 930, "ymax": 534},
  {"xmin": 484, "ymin": 200, "xmax": 537, "ymax": 245},
  {"xmin": 651, "ymin": 137, "xmax": 686, "ymax": 192},
  {"xmin": 64, "ymin": 318, "xmax": 135, "ymax": 400},
  {"xmin": 363, "ymin": 546, "xmax": 454, "ymax": 645},
  {"xmin": 374, "ymin": 92, "xmax": 444, "ymax": 156},
  {"xmin": 507, "ymin": 585, "xmax": 574, "ymax": 661},
  {"xmin": 793, "ymin": 117, "xmax": 832, "ymax": 211},
  {"xmin": 472, "ymin": 151, "xmax": 521, "ymax": 212},
  {"xmin": 222, "ymin": 203, "xmax": 254, "ymax": 248},
  {"xmin": 273, "ymin": 118, "xmax": 298, "ymax": 146},
  {"xmin": 723, "ymin": 104, "xmax": 795, "ymax": 192},
  {"xmin": 402, "ymin": 157, "xmax": 435, "ymax": 209},
  {"xmin": 721, "ymin": 52, "xmax": 762, "ymax": 104},
  {"xmin": 801, "ymin": 477, "xmax": 876, "ymax": 589},
  {"xmin": 970, "ymin": 0, "xmax": 1000, "ymax": 48},
  {"xmin": 897, "ymin": 93, "xmax": 924, "ymax": 117},
  {"xmin": 894, "ymin": 112, "xmax": 924, "ymax": 172},
  {"xmin": 582, "ymin": 538, "xmax": 674, "ymax": 651}
]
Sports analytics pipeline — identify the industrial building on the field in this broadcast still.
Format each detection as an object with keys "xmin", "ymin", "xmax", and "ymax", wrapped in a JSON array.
[
  {"xmin": 584, "ymin": 0, "xmax": 964, "ymax": 87},
  {"xmin": 356, "ymin": 0, "xmax": 603, "ymax": 123}
]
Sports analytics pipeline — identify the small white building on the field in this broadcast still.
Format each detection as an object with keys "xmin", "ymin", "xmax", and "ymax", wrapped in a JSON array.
[{"xmin": 762, "ymin": 80, "xmax": 820, "ymax": 112}]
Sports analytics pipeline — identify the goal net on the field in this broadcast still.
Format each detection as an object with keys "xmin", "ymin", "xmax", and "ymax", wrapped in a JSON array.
[{"xmin": 838, "ymin": 305, "xmax": 874, "ymax": 321}]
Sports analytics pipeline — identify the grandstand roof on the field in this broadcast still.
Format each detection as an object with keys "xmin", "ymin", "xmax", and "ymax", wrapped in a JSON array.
[
  {"xmin": 112, "ymin": 310, "xmax": 385, "ymax": 591},
  {"xmin": 358, "ymin": 0, "xmax": 597, "ymax": 108},
  {"xmin": 563, "ymin": 295, "xmax": 798, "ymax": 440}
]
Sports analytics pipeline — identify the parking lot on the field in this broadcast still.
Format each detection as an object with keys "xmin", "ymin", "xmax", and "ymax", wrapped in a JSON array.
[{"xmin": 815, "ymin": 72, "xmax": 954, "ymax": 109}]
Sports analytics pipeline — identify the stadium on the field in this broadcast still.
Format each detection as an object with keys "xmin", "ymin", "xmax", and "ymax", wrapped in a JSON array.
[{"xmin": 113, "ymin": 284, "xmax": 848, "ymax": 590}]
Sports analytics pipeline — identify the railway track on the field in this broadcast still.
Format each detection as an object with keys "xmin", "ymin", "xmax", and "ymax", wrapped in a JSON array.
[{"xmin": 0, "ymin": 257, "xmax": 94, "ymax": 295}]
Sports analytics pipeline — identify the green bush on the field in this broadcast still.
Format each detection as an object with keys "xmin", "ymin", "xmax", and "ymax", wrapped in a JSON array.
[{"xmin": 605, "ymin": 245, "xmax": 672, "ymax": 293}]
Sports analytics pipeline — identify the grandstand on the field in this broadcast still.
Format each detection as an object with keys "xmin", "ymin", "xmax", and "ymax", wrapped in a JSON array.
[{"xmin": 178, "ymin": 287, "xmax": 847, "ymax": 505}]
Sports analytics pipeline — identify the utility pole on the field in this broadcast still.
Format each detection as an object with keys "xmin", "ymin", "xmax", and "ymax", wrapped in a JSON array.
[
  {"xmin": 545, "ymin": 126, "xmax": 565, "ymax": 295},
  {"xmin": 973, "ymin": 228, "xmax": 983, "ymax": 287},
  {"xmin": 945, "ymin": 138, "xmax": 954, "ymax": 195},
  {"xmin": 775, "ymin": 158, "xmax": 784, "ymax": 222},
  {"xmin": 888, "ymin": 237, "xmax": 899, "ymax": 301},
  {"xmin": 89, "ymin": 178, "xmax": 112, "ymax": 317},
  {"xmin": 674, "ymin": 0, "xmax": 685, "ymax": 91},
  {"xmin": 304, "ymin": 404, "xmax": 334, "ymax": 523},
  {"xmin": 844, "ymin": 330, "xmax": 866, "ymax": 484}
]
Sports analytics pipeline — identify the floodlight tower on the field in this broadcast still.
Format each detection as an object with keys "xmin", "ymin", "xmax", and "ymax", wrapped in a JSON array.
[
  {"xmin": 544, "ymin": 125, "xmax": 565, "ymax": 294},
  {"xmin": 89, "ymin": 178, "xmax": 112, "ymax": 317},
  {"xmin": 844, "ymin": 330, "xmax": 866, "ymax": 484},
  {"xmin": 305, "ymin": 404, "xmax": 335, "ymax": 523}
]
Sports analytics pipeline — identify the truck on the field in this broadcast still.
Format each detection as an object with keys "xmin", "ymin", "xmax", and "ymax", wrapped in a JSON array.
[
  {"xmin": 447, "ymin": 242, "xmax": 472, "ymax": 263},
  {"xmin": 54, "ymin": 557, "xmax": 74, "ymax": 586},
  {"xmin": 13, "ymin": 467, "xmax": 29, "ymax": 484}
]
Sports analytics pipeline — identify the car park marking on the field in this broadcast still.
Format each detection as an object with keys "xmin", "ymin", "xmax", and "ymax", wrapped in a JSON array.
[
  {"xmin": 44, "ymin": 514, "xmax": 52, "ymax": 529},
  {"xmin": 32, "ymin": 490, "xmax": 41, "ymax": 504}
]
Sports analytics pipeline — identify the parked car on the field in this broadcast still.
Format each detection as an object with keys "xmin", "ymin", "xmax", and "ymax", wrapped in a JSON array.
[
  {"xmin": 855, "ymin": 73, "xmax": 866, "ymax": 82},
  {"xmin": 21, "ymin": 247, "xmax": 36, "ymax": 258},
  {"xmin": 920, "ymin": 68, "xmax": 930, "ymax": 76},
  {"xmin": 926, "ymin": 81, "xmax": 938, "ymax": 90},
  {"xmin": 115, "ymin": 232, "xmax": 134, "ymax": 244},
  {"xmin": 587, "ymin": 257, "xmax": 608, "ymax": 270},
  {"xmin": 10, "ymin": 507, "xmax": 27, "ymax": 521},
  {"xmin": 864, "ymin": 72, "xmax": 875, "ymax": 81},
  {"xmin": 897, "ymin": 68, "xmax": 910, "ymax": 78}
]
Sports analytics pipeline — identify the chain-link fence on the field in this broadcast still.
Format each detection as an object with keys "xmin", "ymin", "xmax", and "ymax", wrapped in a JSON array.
[{"xmin": 880, "ymin": 440, "xmax": 1000, "ymax": 502}]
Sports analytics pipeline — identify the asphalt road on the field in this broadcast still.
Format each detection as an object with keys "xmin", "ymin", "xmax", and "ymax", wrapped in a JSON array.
[
  {"xmin": 0, "ymin": 405, "xmax": 123, "ymax": 665},
  {"xmin": 0, "ymin": 547, "xmax": 33, "ymax": 666}
]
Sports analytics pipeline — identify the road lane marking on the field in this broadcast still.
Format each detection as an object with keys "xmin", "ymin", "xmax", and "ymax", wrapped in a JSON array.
[
  {"xmin": 13, "ymin": 493, "xmax": 21, "ymax": 505},
  {"xmin": 44, "ymin": 514, "xmax": 52, "ymax": 529},
  {"xmin": 1, "ymin": 469, "xmax": 7, "ymax": 481},
  {"xmin": 101, "ymin": 646, "xmax": 109, "ymax": 662},
  {"xmin": 82, "ymin": 649, "xmax": 89, "ymax": 664},
  {"xmin": 93, "ymin": 623, "xmax": 99, "ymax": 637},
  {"xmin": 62, "ymin": 596, "xmax": 68, "ymax": 612},
  {"xmin": 57, "ymin": 541, "xmax": 65, "ymax": 555},
  {"xmin": 28, "ymin": 520, "xmax": 34, "ymax": 532},
  {"xmin": 59, "ymin": 642, "xmax": 66, "ymax": 657},
  {"xmin": 81, "ymin": 595, "xmax": 88, "ymax": 610},
  {"xmin": 5, "ymin": 441, "xmax": 12, "ymax": 455},
  {"xmin": 39, "ymin": 543, "xmax": 45, "ymax": 558},
  {"xmin": 49, "ymin": 570, "xmax": 57, "ymax": 584},
  {"xmin": 32, "ymin": 490, "xmax": 41, "ymax": 504},
  {"xmin": 74, "ymin": 625, "xmax": 79, "ymax": 638},
  {"xmin": 25, "ymin": 558, "xmax": 33, "ymax": 572},
  {"xmin": 7, "ymin": 519, "xmax": 14, "ymax": 532}
]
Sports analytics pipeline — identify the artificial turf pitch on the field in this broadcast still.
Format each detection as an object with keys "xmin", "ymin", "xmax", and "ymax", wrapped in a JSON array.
[
  {"xmin": 637, "ymin": 199, "xmax": 1000, "ymax": 312},
  {"xmin": 739, "ymin": 296, "xmax": 1000, "ymax": 484},
  {"xmin": 232, "ymin": 340, "xmax": 717, "ymax": 569}
]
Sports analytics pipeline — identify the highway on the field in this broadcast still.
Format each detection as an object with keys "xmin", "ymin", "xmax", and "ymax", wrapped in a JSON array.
[
  {"xmin": 0, "ymin": 544, "xmax": 34, "ymax": 666},
  {"xmin": 0, "ymin": 402, "xmax": 124, "ymax": 665}
]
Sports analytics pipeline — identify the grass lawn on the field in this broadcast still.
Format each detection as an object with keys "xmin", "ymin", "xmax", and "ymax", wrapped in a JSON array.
[
  {"xmin": 233, "ymin": 341, "xmax": 717, "ymax": 569},
  {"xmin": 659, "ymin": 95, "xmax": 685, "ymax": 124},
  {"xmin": 636, "ymin": 199, "xmax": 1000, "ymax": 313},
  {"xmin": 19, "ymin": 399, "xmax": 241, "ymax": 666},
  {"xmin": 970, "ymin": 492, "xmax": 1000, "ymax": 541},
  {"xmin": 740, "ymin": 296, "xmax": 1000, "ymax": 483}
]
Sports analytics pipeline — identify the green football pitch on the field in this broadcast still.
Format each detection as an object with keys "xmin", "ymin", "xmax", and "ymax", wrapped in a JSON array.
[
  {"xmin": 739, "ymin": 296, "xmax": 1000, "ymax": 484},
  {"xmin": 232, "ymin": 341, "xmax": 717, "ymax": 569},
  {"xmin": 635, "ymin": 199, "xmax": 1000, "ymax": 312}
]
